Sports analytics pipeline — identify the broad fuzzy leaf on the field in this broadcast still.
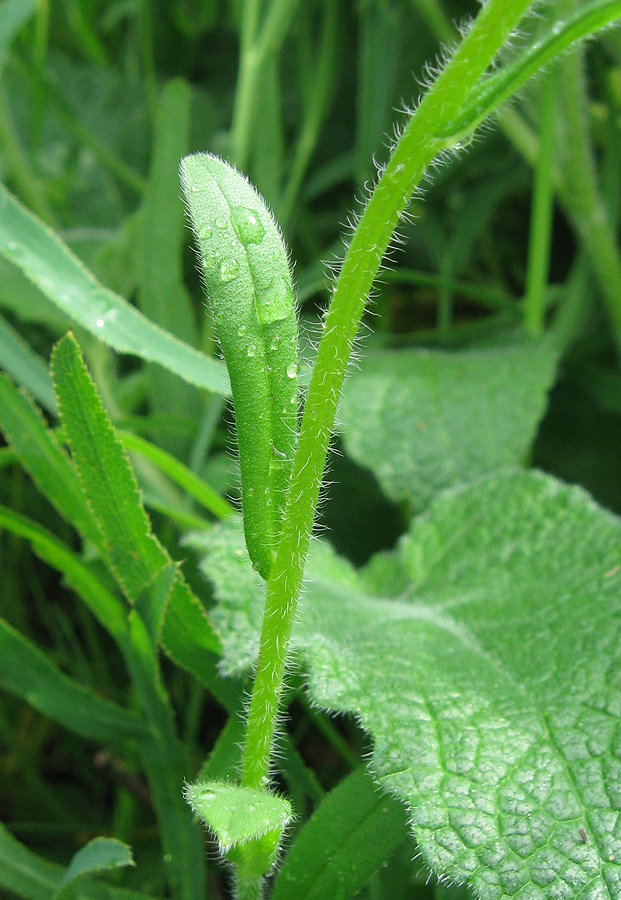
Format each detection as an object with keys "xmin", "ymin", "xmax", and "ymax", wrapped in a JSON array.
[
  {"xmin": 189, "ymin": 471, "xmax": 621, "ymax": 899},
  {"xmin": 338, "ymin": 340, "xmax": 558, "ymax": 511}
]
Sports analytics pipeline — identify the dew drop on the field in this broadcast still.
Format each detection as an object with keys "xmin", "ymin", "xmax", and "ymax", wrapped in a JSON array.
[
  {"xmin": 255, "ymin": 275, "xmax": 294, "ymax": 325},
  {"xmin": 199, "ymin": 225, "xmax": 213, "ymax": 241},
  {"xmin": 238, "ymin": 324, "xmax": 248, "ymax": 337},
  {"xmin": 247, "ymin": 344, "xmax": 256, "ymax": 357},
  {"xmin": 232, "ymin": 206, "xmax": 266, "ymax": 244},
  {"xmin": 286, "ymin": 363, "xmax": 298, "ymax": 379},
  {"xmin": 7, "ymin": 241, "xmax": 17, "ymax": 251},
  {"xmin": 220, "ymin": 258, "xmax": 239, "ymax": 283},
  {"xmin": 95, "ymin": 318, "xmax": 105, "ymax": 328},
  {"xmin": 215, "ymin": 217, "xmax": 227, "ymax": 229}
]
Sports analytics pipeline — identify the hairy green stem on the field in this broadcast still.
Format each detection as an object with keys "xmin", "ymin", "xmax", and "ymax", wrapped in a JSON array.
[
  {"xmin": 239, "ymin": 0, "xmax": 535, "ymax": 794},
  {"xmin": 524, "ymin": 67, "xmax": 558, "ymax": 335}
]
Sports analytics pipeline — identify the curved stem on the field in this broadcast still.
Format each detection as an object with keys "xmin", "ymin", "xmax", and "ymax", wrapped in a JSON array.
[{"xmin": 239, "ymin": 0, "xmax": 535, "ymax": 792}]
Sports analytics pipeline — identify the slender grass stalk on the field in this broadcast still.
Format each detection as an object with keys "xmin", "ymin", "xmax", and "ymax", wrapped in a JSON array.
[
  {"xmin": 0, "ymin": 88, "xmax": 55, "ymax": 224},
  {"xmin": 524, "ymin": 67, "xmax": 558, "ymax": 335},
  {"xmin": 139, "ymin": 0, "xmax": 158, "ymax": 122},
  {"xmin": 230, "ymin": 0, "xmax": 303, "ymax": 170},
  {"xmin": 556, "ymin": 46, "xmax": 621, "ymax": 353},
  {"xmin": 239, "ymin": 0, "xmax": 536, "ymax": 796},
  {"xmin": 279, "ymin": 2, "xmax": 337, "ymax": 225},
  {"xmin": 409, "ymin": 0, "xmax": 455, "ymax": 45},
  {"xmin": 13, "ymin": 57, "xmax": 146, "ymax": 194},
  {"xmin": 33, "ymin": 0, "xmax": 50, "ymax": 70}
]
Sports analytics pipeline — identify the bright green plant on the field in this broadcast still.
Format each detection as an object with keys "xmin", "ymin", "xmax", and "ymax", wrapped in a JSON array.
[
  {"xmin": 0, "ymin": 2, "xmax": 620, "ymax": 900},
  {"xmin": 180, "ymin": 153, "xmax": 298, "ymax": 580}
]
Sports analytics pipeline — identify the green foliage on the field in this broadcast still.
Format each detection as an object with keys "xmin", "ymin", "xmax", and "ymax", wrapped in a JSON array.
[
  {"xmin": 0, "ymin": 185, "xmax": 230, "ymax": 396},
  {"xmin": 0, "ymin": 2, "xmax": 620, "ymax": 900},
  {"xmin": 57, "ymin": 837, "xmax": 135, "ymax": 891},
  {"xmin": 339, "ymin": 338, "xmax": 558, "ymax": 511},
  {"xmin": 270, "ymin": 768, "xmax": 410, "ymax": 900},
  {"xmin": 191, "ymin": 471, "xmax": 621, "ymax": 898},
  {"xmin": 181, "ymin": 153, "xmax": 298, "ymax": 580}
]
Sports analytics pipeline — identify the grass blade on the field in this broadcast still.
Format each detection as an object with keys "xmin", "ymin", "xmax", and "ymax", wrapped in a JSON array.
[
  {"xmin": 0, "ymin": 504, "xmax": 128, "ymax": 644},
  {"xmin": 51, "ymin": 334, "xmax": 221, "ymax": 655},
  {"xmin": 139, "ymin": 78, "xmax": 200, "ymax": 454},
  {"xmin": 51, "ymin": 333, "xmax": 171, "ymax": 607},
  {"xmin": 0, "ymin": 820, "xmax": 63, "ymax": 900},
  {"xmin": 119, "ymin": 430, "xmax": 234, "ymax": 520},
  {"xmin": 0, "ymin": 313, "xmax": 56, "ymax": 413},
  {"xmin": 0, "ymin": 616, "xmax": 147, "ymax": 743},
  {"xmin": 0, "ymin": 374, "xmax": 103, "ymax": 550},
  {"xmin": 271, "ymin": 768, "xmax": 409, "ymax": 900},
  {"xmin": 0, "ymin": 185, "xmax": 230, "ymax": 397},
  {"xmin": 0, "ymin": 0, "xmax": 36, "ymax": 71}
]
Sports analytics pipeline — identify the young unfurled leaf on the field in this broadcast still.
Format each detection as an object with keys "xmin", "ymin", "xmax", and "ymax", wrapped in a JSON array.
[
  {"xmin": 185, "ymin": 780, "xmax": 293, "ymax": 879},
  {"xmin": 180, "ymin": 153, "xmax": 299, "ymax": 580}
]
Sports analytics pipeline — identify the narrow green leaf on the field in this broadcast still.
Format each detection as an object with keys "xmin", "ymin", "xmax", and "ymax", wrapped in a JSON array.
[
  {"xmin": 0, "ymin": 616, "xmax": 147, "ymax": 742},
  {"xmin": 0, "ymin": 312, "xmax": 56, "ymax": 413},
  {"xmin": 271, "ymin": 768, "xmax": 409, "ymax": 900},
  {"xmin": 139, "ymin": 78, "xmax": 200, "ymax": 453},
  {"xmin": 197, "ymin": 472, "xmax": 621, "ymax": 899},
  {"xmin": 0, "ymin": 0, "xmax": 36, "ymax": 71},
  {"xmin": 51, "ymin": 334, "xmax": 221, "ymax": 655},
  {"xmin": 57, "ymin": 838, "xmax": 134, "ymax": 893},
  {"xmin": 118, "ymin": 430, "xmax": 234, "ymax": 521},
  {"xmin": 0, "ymin": 504, "xmax": 128, "ymax": 644},
  {"xmin": 438, "ymin": 0, "xmax": 621, "ymax": 143},
  {"xmin": 339, "ymin": 338, "xmax": 558, "ymax": 511},
  {"xmin": 0, "ymin": 820, "xmax": 63, "ymax": 900},
  {"xmin": 180, "ymin": 153, "xmax": 299, "ymax": 579},
  {"xmin": 0, "ymin": 821, "xmax": 159, "ymax": 900},
  {"xmin": 0, "ymin": 184, "xmax": 230, "ymax": 396},
  {"xmin": 51, "ymin": 333, "xmax": 166, "ymax": 603},
  {"xmin": 0, "ymin": 374, "xmax": 104, "ymax": 550}
]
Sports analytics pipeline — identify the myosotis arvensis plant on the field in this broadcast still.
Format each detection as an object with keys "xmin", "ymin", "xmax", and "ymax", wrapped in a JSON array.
[{"xmin": 180, "ymin": 0, "xmax": 621, "ymax": 896}]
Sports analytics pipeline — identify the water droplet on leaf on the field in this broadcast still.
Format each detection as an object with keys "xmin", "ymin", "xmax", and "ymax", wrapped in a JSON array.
[
  {"xmin": 232, "ymin": 206, "xmax": 266, "ymax": 244},
  {"xmin": 220, "ymin": 258, "xmax": 239, "ymax": 282}
]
